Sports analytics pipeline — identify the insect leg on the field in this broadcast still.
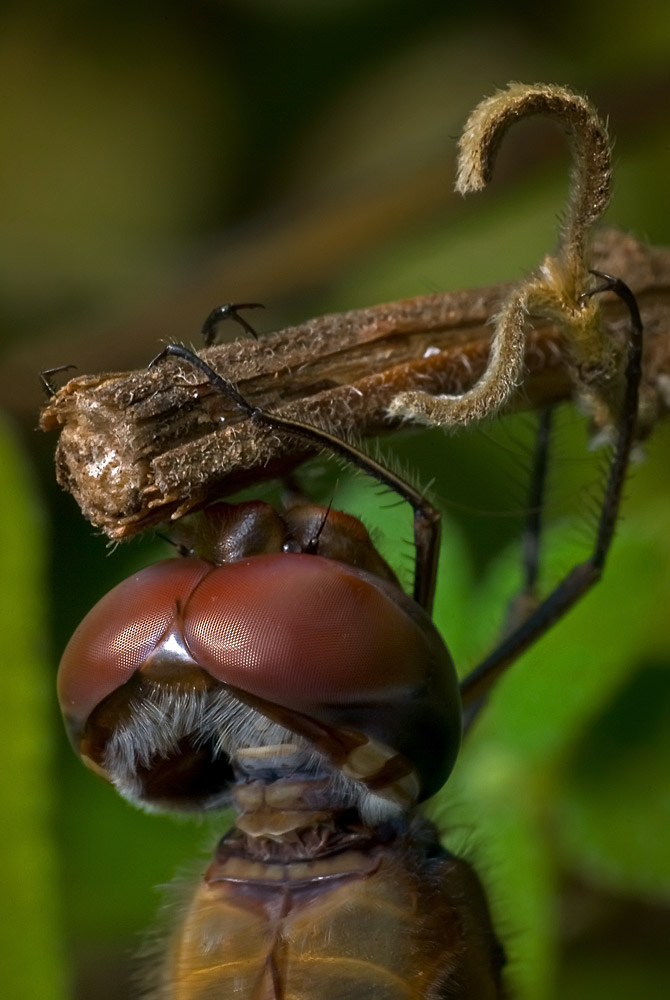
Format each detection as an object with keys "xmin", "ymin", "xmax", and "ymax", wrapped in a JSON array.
[
  {"xmin": 463, "ymin": 408, "xmax": 554, "ymax": 728},
  {"xmin": 149, "ymin": 344, "xmax": 441, "ymax": 612},
  {"xmin": 460, "ymin": 275, "xmax": 642, "ymax": 713},
  {"xmin": 506, "ymin": 407, "xmax": 553, "ymax": 629},
  {"xmin": 200, "ymin": 302, "xmax": 265, "ymax": 345},
  {"xmin": 39, "ymin": 364, "xmax": 77, "ymax": 396}
]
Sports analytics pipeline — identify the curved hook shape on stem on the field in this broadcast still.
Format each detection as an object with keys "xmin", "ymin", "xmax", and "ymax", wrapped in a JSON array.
[{"xmin": 389, "ymin": 82, "xmax": 619, "ymax": 429}]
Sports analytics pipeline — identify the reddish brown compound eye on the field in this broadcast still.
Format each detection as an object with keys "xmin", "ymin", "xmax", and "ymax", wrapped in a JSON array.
[
  {"xmin": 57, "ymin": 558, "xmax": 212, "ymax": 740},
  {"xmin": 58, "ymin": 550, "xmax": 461, "ymax": 807},
  {"xmin": 185, "ymin": 553, "xmax": 438, "ymax": 706},
  {"xmin": 184, "ymin": 553, "xmax": 462, "ymax": 800}
]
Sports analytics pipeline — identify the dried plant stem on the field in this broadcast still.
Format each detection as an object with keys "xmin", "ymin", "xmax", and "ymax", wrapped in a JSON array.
[{"xmin": 40, "ymin": 230, "xmax": 670, "ymax": 539}]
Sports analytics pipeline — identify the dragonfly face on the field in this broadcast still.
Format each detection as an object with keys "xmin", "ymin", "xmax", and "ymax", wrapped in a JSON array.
[{"xmin": 58, "ymin": 499, "xmax": 505, "ymax": 999}]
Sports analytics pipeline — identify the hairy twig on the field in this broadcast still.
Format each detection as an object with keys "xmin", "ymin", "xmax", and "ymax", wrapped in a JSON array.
[
  {"xmin": 389, "ymin": 83, "xmax": 619, "ymax": 429},
  {"xmin": 40, "ymin": 230, "xmax": 670, "ymax": 539}
]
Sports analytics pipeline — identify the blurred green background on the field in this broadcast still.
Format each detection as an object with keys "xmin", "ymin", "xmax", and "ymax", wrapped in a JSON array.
[{"xmin": 1, "ymin": 2, "xmax": 669, "ymax": 998}]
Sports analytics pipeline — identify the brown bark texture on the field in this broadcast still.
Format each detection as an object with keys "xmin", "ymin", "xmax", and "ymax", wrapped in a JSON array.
[{"xmin": 40, "ymin": 229, "xmax": 670, "ymax": 539}]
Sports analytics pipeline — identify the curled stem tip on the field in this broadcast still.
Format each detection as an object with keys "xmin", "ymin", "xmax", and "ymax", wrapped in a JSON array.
[
  {"xmin": 390, "ymin": 82, "xmax": 616, "ymax": 429},
  {"xmin": 456, "ymin": 82, "xmax": 611, "ymax": 263}
]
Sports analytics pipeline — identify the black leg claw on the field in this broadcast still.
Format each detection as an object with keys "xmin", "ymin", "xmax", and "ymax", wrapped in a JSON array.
[{"xmin": 201, "ymin": 302, "xmax": 265, "ymax": 346}]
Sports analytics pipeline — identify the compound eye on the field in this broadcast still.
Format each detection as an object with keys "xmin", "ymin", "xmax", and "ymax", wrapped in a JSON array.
[
  {"xmin": 183, "ymin": 553, "xmax": 462, "ymax": 799},
  {"xmin": 57, "ymin": 558, "xmax": 212, "ymax": 741},
  {"xmin": 184, "ymin": 553, "xmax": 430, "ymax": 705},
  {"xmin": 58, "ymin": 550, "xmax": 460, "ymax": 809}
]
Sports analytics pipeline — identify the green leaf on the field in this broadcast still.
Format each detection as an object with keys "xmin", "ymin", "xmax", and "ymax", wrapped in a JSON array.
[
  {"xmin": 559, "ymin": 664, "xmax": 670, "ymax": 899},
  {"xmin": 0, "ymin": 417, "xmax": 67, "ymax": 1000}
]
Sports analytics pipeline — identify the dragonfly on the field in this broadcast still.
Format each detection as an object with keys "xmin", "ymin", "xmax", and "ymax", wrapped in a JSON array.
[
  {"xmin": 47, "ymin": 83, "xmax": 647, "ymax": 997},
  {"xmin": 55, "ymin": 269, "xmax": 642, "ymax": 998}
]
